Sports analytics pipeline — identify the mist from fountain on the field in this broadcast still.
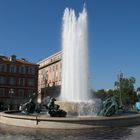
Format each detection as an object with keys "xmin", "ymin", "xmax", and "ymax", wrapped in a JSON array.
[
  {"xmin": 58, "ymin": 6, "xmax": 101, "ymax": 116},
  {"xmin": 60, "ymin": 6, "xmax": 90, "ymax": 101}
]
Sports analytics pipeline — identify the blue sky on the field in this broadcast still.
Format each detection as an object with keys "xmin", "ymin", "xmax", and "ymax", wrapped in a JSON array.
[{"xmin": 0, "ymin": 0, "xmax": 140, "ymax": 90}]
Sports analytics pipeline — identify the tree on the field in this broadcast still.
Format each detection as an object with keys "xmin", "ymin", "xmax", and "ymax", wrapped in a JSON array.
[
  {"xmin": 114, "ymin": 73, "xmax": 136, "ymax": 106},
  {"xmin": 95, "ymin": 89, "xmax": 114, "ymax": 100},
  {"xmin": 107, "ymin": 89, "xmax": 115, "ymax": 97},
  {"xmin": 94, "ymin": 89, "xmax": 107, "ymax": 100}
]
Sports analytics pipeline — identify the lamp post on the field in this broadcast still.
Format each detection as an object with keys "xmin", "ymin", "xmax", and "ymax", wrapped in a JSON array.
[
  {"xmin": 37, "ymin": 90, "xmax": 41, "ymax": 103},
  {"xmin": 117, "ymin": 72, "xmax": 123, "ymax": 106},
  {"xmin": 9, "ymin": 88, "xmax": 15, "ymax": 110}
]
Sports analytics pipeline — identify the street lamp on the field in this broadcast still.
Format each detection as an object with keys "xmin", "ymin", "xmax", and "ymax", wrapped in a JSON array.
[
  {"xmin": 117, "ymin": 72, "xmax": 123, "ymax": 106},
  {"xmin": 9, "ymin": 88, "xmax": 15, "ymax": 110},
  {"xmin": 37, "ymin": 90, "xmax": 41, "ymax": 103}
]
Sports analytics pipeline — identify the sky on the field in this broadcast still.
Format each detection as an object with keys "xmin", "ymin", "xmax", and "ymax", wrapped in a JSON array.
[{"xmin": 0, "ymin": 0, "xmax": 140, "ymax": 90}]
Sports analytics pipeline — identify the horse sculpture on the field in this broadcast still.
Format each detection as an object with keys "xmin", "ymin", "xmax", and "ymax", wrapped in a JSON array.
[{"xmin": 98, "ymin": 96, "xmax": 121, "ymax": 117}]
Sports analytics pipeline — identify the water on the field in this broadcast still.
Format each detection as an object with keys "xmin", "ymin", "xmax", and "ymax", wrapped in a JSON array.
[
  {"xmin": 0, "ymin": 124, "xmax": 140, "ymax": 140},
  {"xmin": 60, "ymin": 6, "xmax": 89, "ymax": 101},
  {"xmin": 57, "ymin": 100, "xmax": 101, "ymax": 116}
]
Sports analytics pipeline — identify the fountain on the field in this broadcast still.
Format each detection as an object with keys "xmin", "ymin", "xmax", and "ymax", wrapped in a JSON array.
[
  {"xmin": 60, "ymin": 6, "xmax": 89, "ymax": 101},
  {"xmin": 1, "ymin": 5, "xmax": 140, "ymax": 129},
  {"xmin": 57, "ymin": 5, "xmax": 101, "ymax": 116}
]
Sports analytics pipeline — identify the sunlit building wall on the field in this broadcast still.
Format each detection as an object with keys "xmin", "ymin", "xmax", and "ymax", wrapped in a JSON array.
[{"xmin": 37, "ymin": 51, "xmax": 62, "ymax": 101}]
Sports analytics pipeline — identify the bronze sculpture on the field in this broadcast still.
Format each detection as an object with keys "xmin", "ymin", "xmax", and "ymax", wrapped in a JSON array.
[
  {"xmin": 21, "ymin": 94, "xmax": 67, "ymax": 117},
  {"xmin": 98, "ymin": 96, "xmax": 120, "ymax": 117}
]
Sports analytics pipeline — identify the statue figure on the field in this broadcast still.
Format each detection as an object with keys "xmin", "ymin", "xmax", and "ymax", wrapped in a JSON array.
[
  {"xmin": 21, "ymin": 93, "xmax": 36, "ymax": 114},
  {"xmin": 98, "ymin": 96, "xmax": 120, "ymax": 117},
  {"xmin": 41, "ymin": 97, "xmax": 67, "ymax": 117},
  {"xmin": 21, "ymin": 94, "xmax": 67, "ymax": 117}
]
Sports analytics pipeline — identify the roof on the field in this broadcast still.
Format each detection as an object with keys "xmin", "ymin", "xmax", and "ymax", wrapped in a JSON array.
[
  {"xmin": 37, "ymin": 51, "xmax": 62, "ymax": 64},
  {"xmin": 0, "ymin": 55, "xmax": 38, "ymax": 66}
]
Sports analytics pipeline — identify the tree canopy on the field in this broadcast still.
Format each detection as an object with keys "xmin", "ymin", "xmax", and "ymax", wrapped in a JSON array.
[
  {"xmin": 95, "ymin": 73, "xmax": 137, "ymax": 107},
  {"xmin": 114, "ymin": 73, "xmax": 136, "ymax": 106}
]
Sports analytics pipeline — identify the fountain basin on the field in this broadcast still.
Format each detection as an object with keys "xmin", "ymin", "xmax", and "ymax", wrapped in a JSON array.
[
  {"xmin": 1, "ymin": 111, "xmax": 140, "ymax": 129},
  {"xmin": 56, "ymin": 100, "xmax": 101, "ymax": 116}
]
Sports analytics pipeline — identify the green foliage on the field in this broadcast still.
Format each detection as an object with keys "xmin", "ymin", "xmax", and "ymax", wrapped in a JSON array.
[
  {"xmin": 95, "ymin": 73, "xmax": 137, "ymax": 107},
  {"xmin": 95, "ymin": 89, "xmax": 117, "ymax": 101},
  {"xmin": 114, "ymin": 74, "xmax": 136, "ymax": 106},
  {"xmin": 95, "ymin": 89, "xmax": 107, "ymax": 100}
]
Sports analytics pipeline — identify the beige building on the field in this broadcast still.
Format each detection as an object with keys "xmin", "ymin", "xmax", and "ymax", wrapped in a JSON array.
[{"xmin": 37, "ymin": 51, "xmax": 62, "ymax": 101}]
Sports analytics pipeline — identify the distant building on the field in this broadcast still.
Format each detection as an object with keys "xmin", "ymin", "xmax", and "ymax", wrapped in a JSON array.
[
  {"xmin": 0, "ymin": 55, "xmax": 39, "ymax": 110},
  {"xmin": 37, "ymin": 51, "xmax": 62, "ymax": 101}
]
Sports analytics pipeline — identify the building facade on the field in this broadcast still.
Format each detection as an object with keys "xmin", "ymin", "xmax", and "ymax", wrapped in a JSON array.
[
  {"xmin": 37, "ymin": 51, "xmax": 62, "ymax": 101},
  {"xmin": 0, "ymin": 55, "xmax": 39, "ymax": 110}
]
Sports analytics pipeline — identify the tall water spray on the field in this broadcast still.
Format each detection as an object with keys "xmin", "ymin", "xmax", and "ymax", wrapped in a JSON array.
[{"xmin": 60, "ymin": 6, "xmax": 90, "ymax": 101}]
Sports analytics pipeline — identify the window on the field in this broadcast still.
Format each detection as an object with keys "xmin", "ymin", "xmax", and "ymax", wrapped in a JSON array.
[
  {"xmin": 9, "ymin": 77, "xmax": 16, "ymax": 85},
  {"xmin": 53, "ymin": 65, "xmax": 55, "ymax": 71},
  {"xmin": 9, "ymin": 65, "xmax": 16, "ymax": 73},
  {"xmin": 18, "ymin": 89, "xmax": 24, "ymax": 98},
  {"xmin": 56, "ymin": 71, "xmax": 58, "ymax": 81},
  {"xmin": 0, "ymin": 63, "xmax": 7, "ymax": 72},
  {"xmin": 19, "ymin": 65, "xmax": 26, "ymax": 74},
  {"xmin": 9, "ymin": 89, "xmax": 15, "ymax": 97},
  {"xmin": 0, "ymin": 76, "xmax": 6, "ymax": 84},
  {"xmin": 28, "ymin": 89, "xmax": 34, "ymax": 97},
  {"xmin": 56, "ymin": 64, "xmax": 58, "ymax": 70},
  {"xmin": 0, "ymin": 88, "xmax": 5, "ymax": 97},
  {"xmin": 56, "ymin": 76, "xmax": 58, "ymax": 81},
  {"xmin": 27, "ymin": 66, "xmax": 35, "ymax": 75},
  {"xmin": 27, "ymin": 78, "xmax": 35, "ymax": 86},
  {"xmin": 19, "ymin": 78, "xmax": 25, "ymax": 86}
]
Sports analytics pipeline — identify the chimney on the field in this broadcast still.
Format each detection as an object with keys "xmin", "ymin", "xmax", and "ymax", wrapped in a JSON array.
[{"xmin": 9, "ymin": 55, "xmax": 16, "ymax": 62}]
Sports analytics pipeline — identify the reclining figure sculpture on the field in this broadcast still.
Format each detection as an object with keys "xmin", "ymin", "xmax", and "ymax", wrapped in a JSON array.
[
  {"xmin": 98, "ymin": 96, "xmax": 121, "ymax": 117},
  {"xmin": 41, "ymin": 96, "xmax": 67, "ymax": 117},
  {"xmin": 21, "ymin": 94, "xmax": 67, "ymax": 117},
  {"xmin": 21, "ymin": 93, "xmax": 36, "ymax": 114}
]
